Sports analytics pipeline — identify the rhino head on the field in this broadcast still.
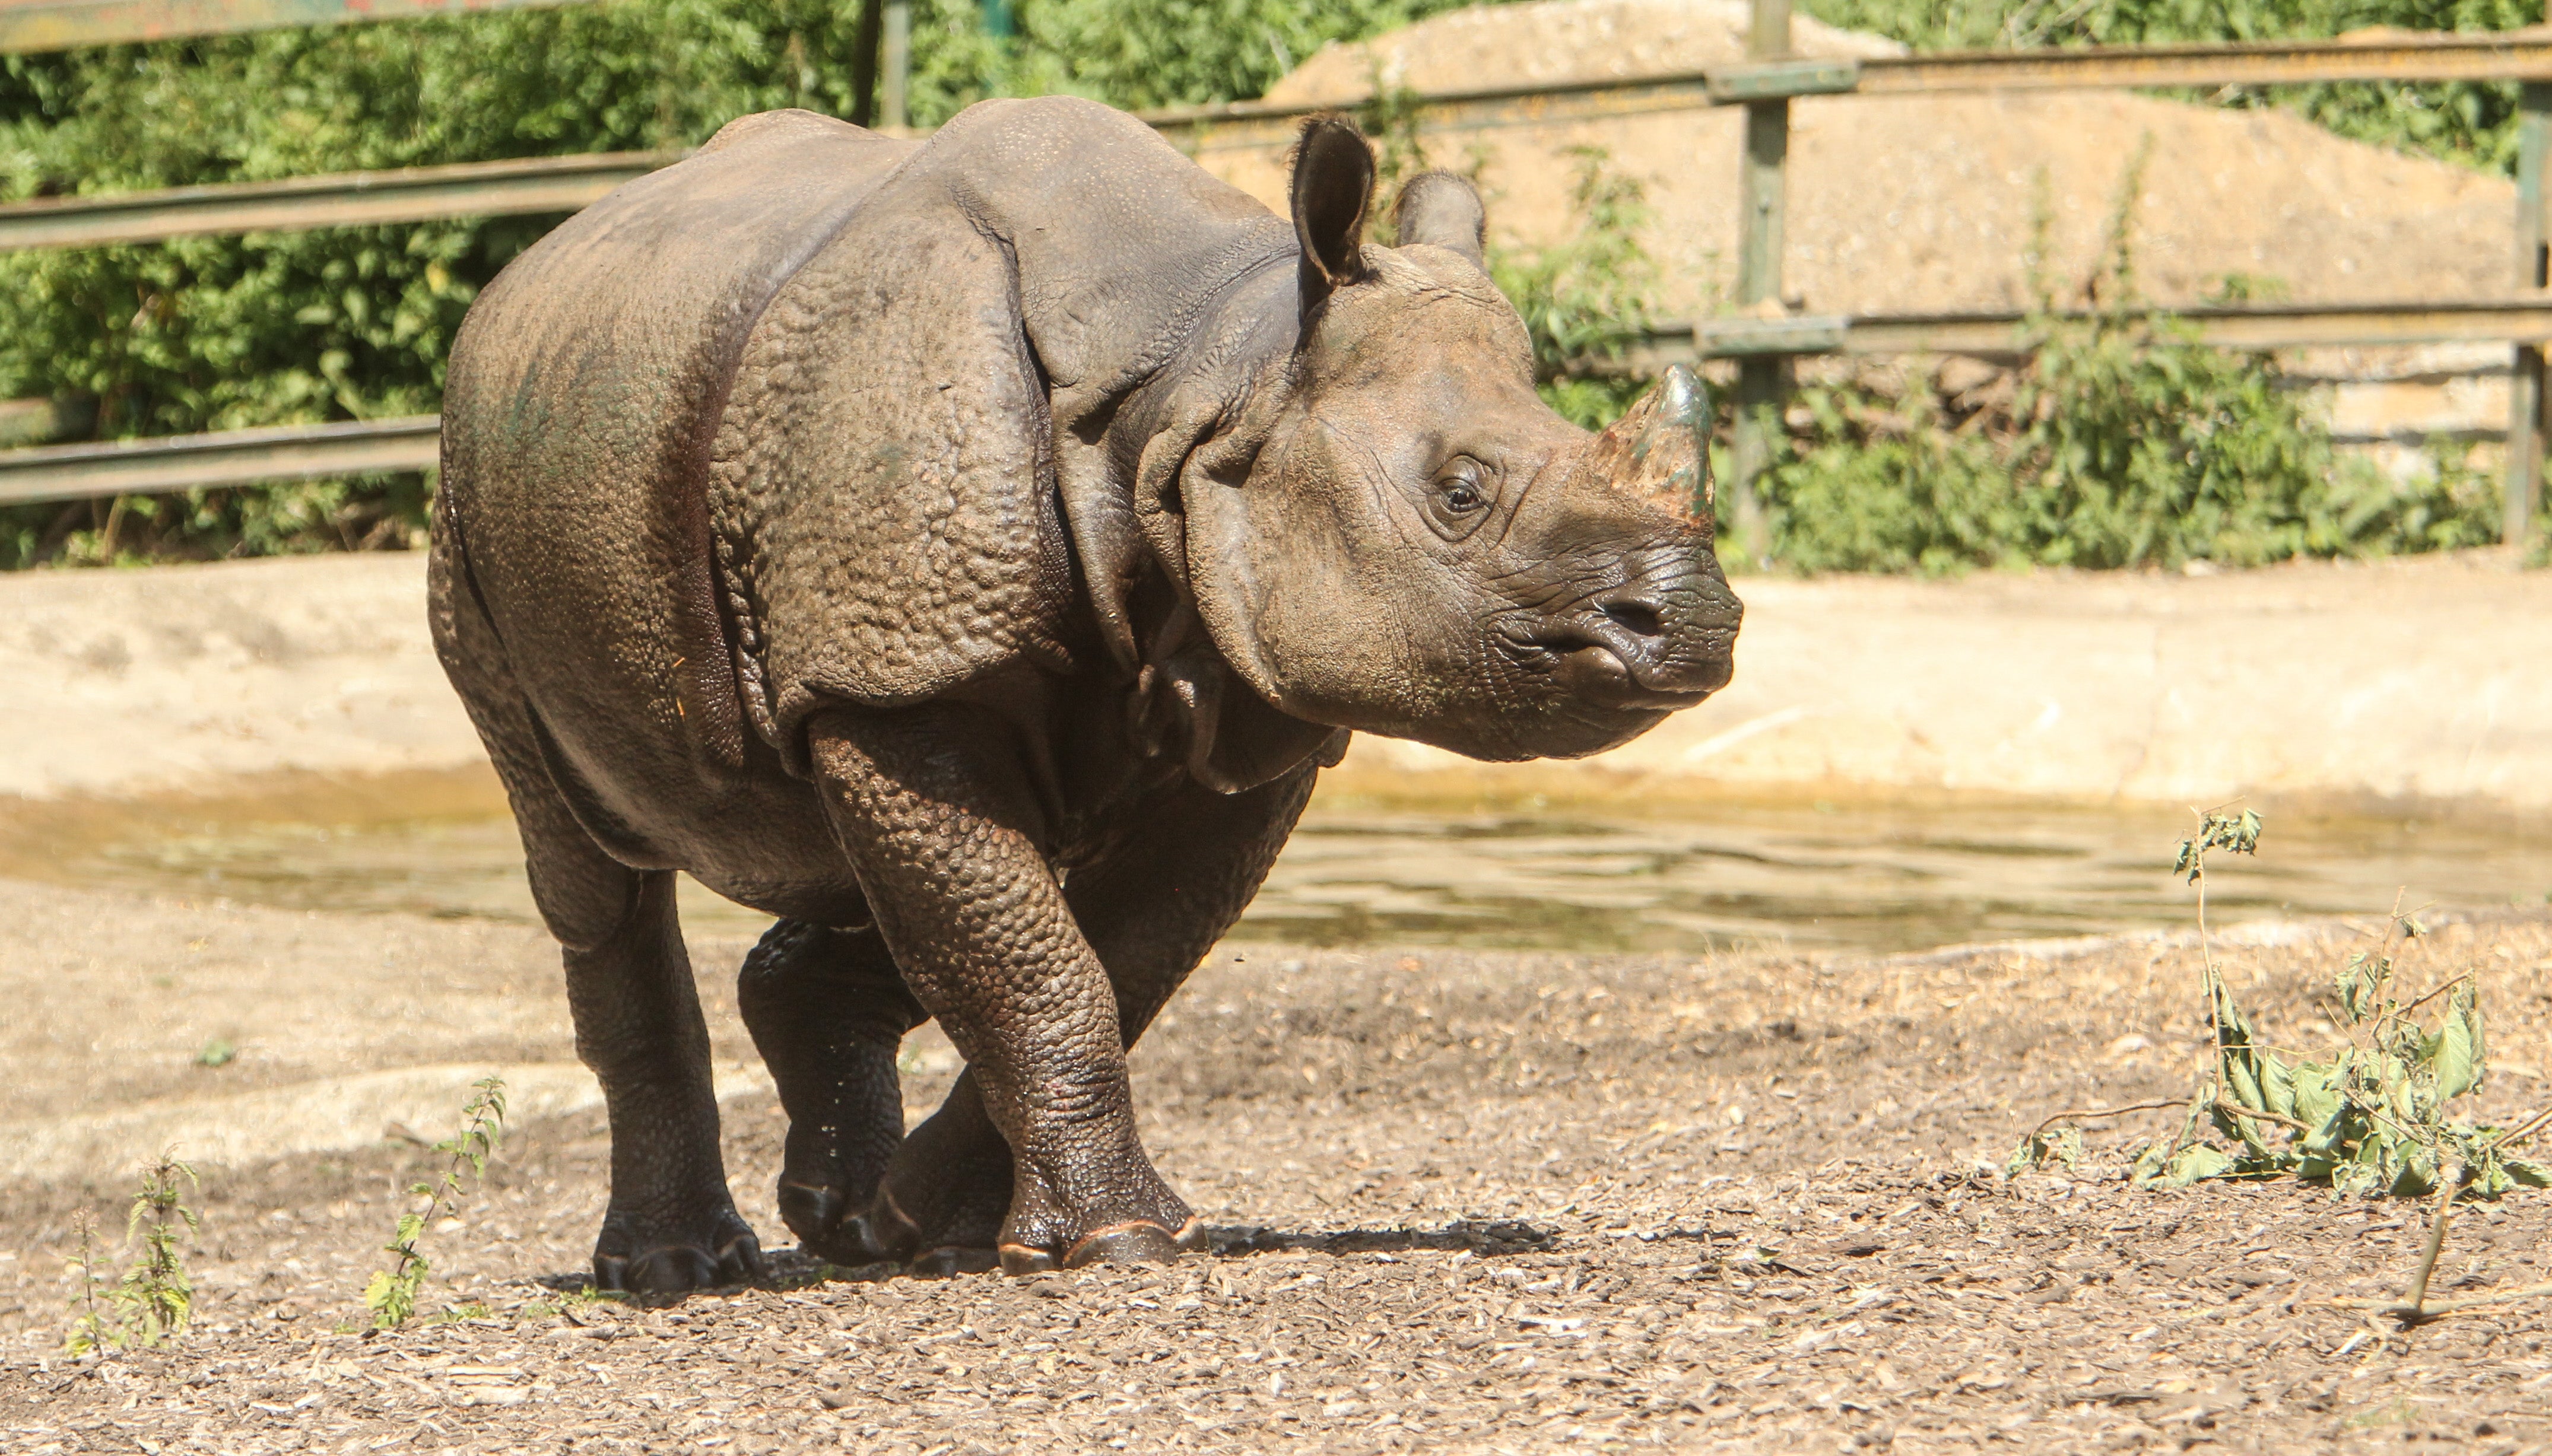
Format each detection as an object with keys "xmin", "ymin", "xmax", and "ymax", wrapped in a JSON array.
[{"xmin": 1145, "ymin": 118, "xmax": 1741, "ymax": 766}]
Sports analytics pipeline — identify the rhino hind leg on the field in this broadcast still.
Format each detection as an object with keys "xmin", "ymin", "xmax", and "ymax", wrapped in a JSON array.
[
  {"xmin": 858, "ymin": 1068, "xmax": 1015, "ymax": 1274},
  {"xmin": 429, "ymin": 521, "xmax": 760, "ymax": 1295},
  {"xmin": 735, "ymin": 919, "xmax": 927, "ymax": 1265},
  {"xmin": 567, "ymin": 870, "xmax": 766, "ymax": 1293}
]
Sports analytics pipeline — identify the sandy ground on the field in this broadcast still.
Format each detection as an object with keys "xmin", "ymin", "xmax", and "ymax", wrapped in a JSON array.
[
  {"xmin": 11, "ymin": 549, "xmax": 2550, "ymax": 823},
  {"xmin": 1202, "ymin": 0, "xmax": 2521, "ymax": 321},
  {"xmin": 1, "ymin": 876, "xmax": 2548, "ymax": 1451}
]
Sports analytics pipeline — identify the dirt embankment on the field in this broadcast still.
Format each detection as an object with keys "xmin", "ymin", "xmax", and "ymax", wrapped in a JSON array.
[
  {"xmin": 11, "ymin": 550, "xmax": 2550, "ymax": 825},
  {"xmin": 1195, "ymin": 0, "xmax": 2518, "ymax": 320}
]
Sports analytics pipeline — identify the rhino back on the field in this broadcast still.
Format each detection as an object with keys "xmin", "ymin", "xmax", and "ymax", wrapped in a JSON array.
[{"xmin": 441, "ymin": 112, "xmax": 907, "ymax": 834}]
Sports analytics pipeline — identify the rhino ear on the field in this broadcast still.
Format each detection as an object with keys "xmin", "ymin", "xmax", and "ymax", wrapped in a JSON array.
[
  {"xmin": 1392, "ymin": 171, "xmax": 1485, "ymax": 269},
  {"xmin": 1290, "ymin": 116, "xmax": 1375, "ymax": 310}
]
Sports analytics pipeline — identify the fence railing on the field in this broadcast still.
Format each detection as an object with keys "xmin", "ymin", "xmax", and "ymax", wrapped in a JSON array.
[
  {"xmin": 2, "ymin": 0, "xmax": 2548, "ymax": 543},
  {"xmin": 0, "ymin": 0, "xmax": 576, "ymax": 53}
]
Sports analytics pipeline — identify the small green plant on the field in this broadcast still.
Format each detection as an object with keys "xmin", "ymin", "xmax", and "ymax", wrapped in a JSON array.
[
  {"xmin": 364, "ymin": 1075, "xmax": 507, "ymax": 1329},
  {"xmin": 61, "ymin": 1209, "xmax": 110, "ymax": 1356},
  {"xmin": 64, "ymin": 1153, "xmax": 202, "ymax": 1352},
  {"xmin": 116, "ymin": 1153, "xmax": 202, "ymax": 1347},
  {"xmin": 194, "ymin": 1038, "xmax": 236, "ymax": 1069}
]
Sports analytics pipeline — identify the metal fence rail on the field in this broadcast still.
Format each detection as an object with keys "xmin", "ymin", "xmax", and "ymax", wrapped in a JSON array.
[
  {"xmin": 9, "ymin": 30, "xmax": 2552, "ymax": 250},
  {"xmin": 1154, "ymin": 30, "xmax": 2552, "ymax": 155},
  {"xmin": 15, "ymin": 294, "xmax": 2545, "ymax": 504},
  {"xmin": 1672, "ymin": 298, "xmax": 2552, "ymax": 363}
]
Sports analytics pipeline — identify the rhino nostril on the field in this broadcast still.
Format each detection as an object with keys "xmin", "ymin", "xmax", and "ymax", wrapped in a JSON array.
[{"xmin": 1598, "ymin": 599, "xmax": 1665, "ymax": 639}]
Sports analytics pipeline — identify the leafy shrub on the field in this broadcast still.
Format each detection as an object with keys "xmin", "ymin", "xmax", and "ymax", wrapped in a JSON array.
[{"xmin": 1755, "ymin": 150, "xmax": 2505, "ymax": 571}]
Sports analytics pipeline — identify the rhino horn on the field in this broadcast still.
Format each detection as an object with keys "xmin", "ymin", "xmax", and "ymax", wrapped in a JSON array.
[{"xmin": 1577, "ymin": 363, "xmax": 1714, "ymax": 526}]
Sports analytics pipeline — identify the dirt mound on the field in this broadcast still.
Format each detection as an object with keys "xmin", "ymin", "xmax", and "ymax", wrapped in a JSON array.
[
  {"xmin": 1267, "ymin": 0, "xmax": 1904, "ymax": 101},
  {"xmin": 1202, "ymin": 0, "xmax": 2515, "ymax": 318}
]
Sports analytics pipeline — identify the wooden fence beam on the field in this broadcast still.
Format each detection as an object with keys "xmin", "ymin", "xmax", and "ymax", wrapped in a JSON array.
[
  {"xmin": 0, "ymin": 152, "xmax": 675, "ymax": 251},
  {"xmin": 0, "ymin": 416, "xmax": 439, "ymax": 506},
  {"xmin": 0, "ymin": 0, "xmax": 583, "ymax": 55}
]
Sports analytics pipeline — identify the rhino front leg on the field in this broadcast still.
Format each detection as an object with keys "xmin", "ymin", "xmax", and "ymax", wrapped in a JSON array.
[
  {"xmin": 807, "ymin": 705, "xmax": 1195, "ymax": 1271},
  {"xmin": 736, "ymin": 919, "xmax": 926, "ymax": 1264},
  {"xmin": 865, "ymin": 767, "xmax": 1319, "ymax": 1271}
]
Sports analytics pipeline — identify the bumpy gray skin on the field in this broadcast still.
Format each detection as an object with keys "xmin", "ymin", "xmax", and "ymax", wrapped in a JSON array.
[{"xmin": 430, "ymin": 100, "xmax": 1741, "ymax": 1292}]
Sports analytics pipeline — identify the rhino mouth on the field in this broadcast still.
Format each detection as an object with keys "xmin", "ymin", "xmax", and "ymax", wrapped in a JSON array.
[{"xmin": 1497, "ymin": 623, "xmax": 1727, "ymax": 714}]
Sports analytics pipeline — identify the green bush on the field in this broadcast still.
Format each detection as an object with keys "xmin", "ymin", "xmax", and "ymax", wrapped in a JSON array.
[
  {"xmin": 1756, "ymin": 151, "xmax": 2505, "ymax": 573},
  {"xmin": 0, "ymin": 0, "xmax": 1487, "ymax": 565}
]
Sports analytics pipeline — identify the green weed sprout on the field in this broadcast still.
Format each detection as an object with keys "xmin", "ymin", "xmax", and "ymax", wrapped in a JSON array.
[
  {"xmin": 364, "ymin": 1076, "xmax": 507, "ymax": 1330},
  {"xmin": 65, "ymin": 1153, "xmax": 202, "ymax": 1353},
  {"xmin": 61, "ymin": 1210, "xmax": 109, "ymax": 1355}
]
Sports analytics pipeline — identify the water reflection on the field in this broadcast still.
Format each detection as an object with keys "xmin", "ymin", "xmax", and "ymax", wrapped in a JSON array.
[{"xmin": 20, "ymin": 787, "xmax": 2551, "ymax": 956}]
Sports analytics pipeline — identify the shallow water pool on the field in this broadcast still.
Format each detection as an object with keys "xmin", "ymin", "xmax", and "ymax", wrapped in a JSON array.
[{"xmin": 9, "ymin": 772, "xmax": 2548, "ymax": 955}]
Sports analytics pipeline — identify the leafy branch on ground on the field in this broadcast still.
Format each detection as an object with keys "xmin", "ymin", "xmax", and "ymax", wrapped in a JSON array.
[
  {"xmin": 2011, "ymin": 809, "xmax": 2550, "ymax": 1323},
  {"xmin": 363, "ymin": 1075, "xmax": 507, "ymax": 1329},
  {"xmin": 63, "ymin": 1151, "xmax": 201, "ymax": 1353}
]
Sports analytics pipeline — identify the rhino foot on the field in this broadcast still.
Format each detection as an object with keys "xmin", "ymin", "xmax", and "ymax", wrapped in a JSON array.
[
  {"xmin": 856, "ymin": 1174, "xmax": 1010, "ymax": 1277},
  {"xmin": 775, "ymin": 1180, "xmax": 878, "ymax": 1267},
  {"xmin": 592, "ymin": 1206, "xmax": 764, "ymax": 1295},
  {"xmin": 998, "ymin": 1219, "xmax": 1206, "ymax": 1274}
]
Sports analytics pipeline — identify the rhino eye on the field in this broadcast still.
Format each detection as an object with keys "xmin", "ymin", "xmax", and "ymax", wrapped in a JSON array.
[{"xmin": 1427, "ymin": 457, "xmax": 1496, "ymax": 538}]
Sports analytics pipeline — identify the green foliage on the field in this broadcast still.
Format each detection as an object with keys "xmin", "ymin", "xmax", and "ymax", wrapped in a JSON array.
[
  {"xmin": 364, "ymin": 1075, "xmax": 507, "ymax": 1330},
  {"xmin": 2173, "ymin": 808, "xmax": 2260, "ymax": 880},
  {"xmin": 2132, "ymin": 930, "xmax": 2547, "ymax": 1199},
  {"xmin": 1759, "ymin": 155, "xmax": 2505, "ymax": 573},
  {"xmin": 1487, "ymin": 150, "xmax": 1666, "ymax": 429},
  {"xmin": 0, "ymin": 0, "xmax": 1487, "ymax": 565},
  {"xmin": 65, "ymin": 1152, "xmax": 202, "ymax": 1353},
  {"xmin": 1020, "ymin": 0, "xmax": 1480, "ymax": 112},
  {"xmin": 1799, "ymin": 0, "xmax": 2543, "ymax": 173},
  {"xmin": 61, "ymin": 1210, "xmax": 109, "ymax": 1356}
]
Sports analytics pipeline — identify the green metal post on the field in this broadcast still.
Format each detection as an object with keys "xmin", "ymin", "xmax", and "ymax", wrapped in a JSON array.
[
  {"xmin": 2513, "ymin": 80, "xmax": 2550, "ymax": 554},
  {"xmin": 1728, "ymin": 0, "xmax": 1792, "ymax": 560},
  {"xmin": 882, "ymin": 0, "xmax": 912, "ymax": 130}
]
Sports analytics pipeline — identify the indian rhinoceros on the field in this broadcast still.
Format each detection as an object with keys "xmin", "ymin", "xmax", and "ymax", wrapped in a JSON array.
[{"xmin": 430, "ymin": 98, "xmax": 1740, "ymax": 1292}]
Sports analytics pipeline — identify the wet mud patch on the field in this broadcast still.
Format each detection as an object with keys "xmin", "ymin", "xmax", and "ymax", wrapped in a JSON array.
[{"xmin": 4, "ymin": 905, "xmax": 2550, "ymax": 1449}]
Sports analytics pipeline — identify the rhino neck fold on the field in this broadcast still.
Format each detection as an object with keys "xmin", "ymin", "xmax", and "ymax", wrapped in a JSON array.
[{"xmin": 1010, "ymin": 221, "xmax": 1326, "ymax": 795}]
